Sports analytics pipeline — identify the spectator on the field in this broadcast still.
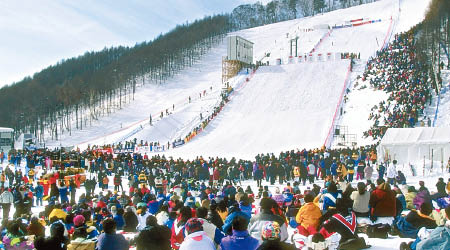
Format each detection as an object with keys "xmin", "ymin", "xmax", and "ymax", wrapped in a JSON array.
[
  {"xmin": 96, "ymin": 219, "xmax": 129, "ymax": 250},
  {"xmin": 3, "ymin": 221, "xmax": 34, "ymax": 250},
  {"xmin": 170, "ymin": 206, "xmax": 192, "ymax": 249},
  {"xmin": 322, "ymin": 199, "xmax": 368, "ymax": 249},
  {"xmin": 350, "ymin": 182, "xmax": 370, "ymax": 217},
  {"xmin": 123, "ymin": 206, "xmax": 138, "ymax": 232},
  {"xmin": 34, "ymin": 222, "xmax": 68, "ymax": 250},
  {"xmin": 369, "ymin": 181, "xmax": 396, "ymax": 218},
  {"xmin": 257, "ymin": 221, "xmax": 296, "ymax": 250},
  {"xmin": 414, "ymin": 206, "xmax": 450, "ymax": 250},
  {"xmin": 295, "ymin": 192, "xmax": 321, "ymax": 236},
  {"xmin": 405, "ymin": 186, "xmax": 417, "ymax": 210},
  {"xmin": 135, "ymin": 215, "xmax": 171, "ymax": 250},
  {"xmin": 248, "ymin": 198, "xmax": 288, "ymax": 244},
  {"xmin": 196, "ymin": 207, "xmax": 225, "ymax": 245},
  {"xmin": 220, "ymin": 215, "xmax": 259, "ymax": 250},
  {"xmin": 179, "ymin": 218, "xmax": 215, "ymax": 250}
]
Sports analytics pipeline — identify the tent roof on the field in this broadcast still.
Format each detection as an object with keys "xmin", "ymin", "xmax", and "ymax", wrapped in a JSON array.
[{"xmin": 380, "ymin": 127, "xmax": 450, "ymax": 145}]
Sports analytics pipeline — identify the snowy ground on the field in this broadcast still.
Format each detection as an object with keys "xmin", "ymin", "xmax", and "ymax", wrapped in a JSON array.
[{"xmin": 166, "ymin": 61, "xmax": 350, "ymax": 160}]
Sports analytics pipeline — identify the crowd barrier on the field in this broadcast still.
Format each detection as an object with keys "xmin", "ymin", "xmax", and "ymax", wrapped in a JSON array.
[{"xmin": 324, "ymin": 61, "xmax": 353, "ymax": 148}]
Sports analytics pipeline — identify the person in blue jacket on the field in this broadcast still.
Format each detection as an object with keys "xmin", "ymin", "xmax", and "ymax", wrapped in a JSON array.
[
  {"xmin": 35, "ymin": 182, "xmax": 44, "ymax": 206},
  {"xmin": 331, "ymin": 160, "xmax": 338, "ymax": 180},
  {"xmin": 222, "ymin": 205, "xmax": 250, "ymax": 235},
  {"xmin": 321, "ymin": 182, "xmax": 341, "ymax": 213},
  {"xmin": 220, "ymin": 215, "xmax": 259, "ymax": 250}
]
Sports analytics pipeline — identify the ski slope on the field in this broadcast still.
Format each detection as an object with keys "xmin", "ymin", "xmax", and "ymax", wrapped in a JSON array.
[
  {"xmin": 167, "ymin": 61, "xmax": 350, "ymax": 160},
  {"xmin": 43, "ymin": 0, "xmax": 433, "ymax": 155}
]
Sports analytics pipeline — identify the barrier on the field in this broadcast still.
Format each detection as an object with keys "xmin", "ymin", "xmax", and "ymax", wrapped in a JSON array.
[
  {"xmin": 177, "ymin": 68, "xmax": 259, "ymax": 147},
  {"xmin": 310, "ymin": 29, "xmax": 333, "ymax": 54},
  {"xmin": 382, "ymin": 17, "xmax": 394, "ymax": 49},
  {"xmin": 77, "ymin": 83, "xmax": 216, "ymax": 147},
  {"xmin": 350, "ymin": 18, "xmax": 364, "ymax": 23},
  {"xmin": 324, "ymin": 13, "xmax": 397, "ymax": 147},
  {"xmin": 288, "ymin": 56, "xmax": 294, "ymax": 64},
  {"xmin": 324, "ymin": 61, "xmax": 353, "ymax": 148},
  {"xmin": 317, "ymin": 53, "xmax": 323, "ymax": 61}
]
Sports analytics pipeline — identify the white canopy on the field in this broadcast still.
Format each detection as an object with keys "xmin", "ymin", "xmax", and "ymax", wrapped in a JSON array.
[{"xmin": 377, "ymin": 127, "xmax": 450, "ymax": 165}]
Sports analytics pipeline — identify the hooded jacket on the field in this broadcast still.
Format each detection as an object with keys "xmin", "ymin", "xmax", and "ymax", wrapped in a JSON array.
[
  {"xmin": 295, "ymin": 202, "xmax": 321, "ymax": 229},
  {"xmin": 248, "ymin": 209, "xmax": 288, "ymax": 244},
  {"xmin": 369, "ymin": 183, "xmax": 396, "ymax": 217},
  {"xmin": 179, "ymin": 231, "xmax": 215, "ymax": 250},
  {"xmin": 416, "ymin": 221, "xmax": 450, "ymax": 250},
  {"xmin": 220, "ymin": 230, "xmax": 259, "ymax": 250}
]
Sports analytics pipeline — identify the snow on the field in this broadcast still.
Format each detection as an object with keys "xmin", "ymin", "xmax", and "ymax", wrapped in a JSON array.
[
  {"xmin": 435, "ymin": 71, "xmax": 450, "ymax": 126},
  {"xmin": 41, "ymin": 0, "xmax": 426, "ymax": 152},
  {"xmin": 167, "ymin": 61, "xmax": 350, "ymax": 160},
  {"xmin": 40, "ymin": 0, "xmax": 437, "ymax": 158}
]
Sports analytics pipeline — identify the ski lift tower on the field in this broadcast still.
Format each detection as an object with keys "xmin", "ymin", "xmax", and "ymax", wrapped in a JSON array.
[
  {"xmin": 222, "ymin": 36, "xmax": 254, "ymax": 84},
  {"xmin": 290, "ymin": 37, "xmax": 299, "ymax": 57}
]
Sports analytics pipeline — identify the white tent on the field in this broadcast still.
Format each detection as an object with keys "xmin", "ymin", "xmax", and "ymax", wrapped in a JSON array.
[{"xmin": 377, "ymin": 127, "xmax": 450, "ymax": 165}]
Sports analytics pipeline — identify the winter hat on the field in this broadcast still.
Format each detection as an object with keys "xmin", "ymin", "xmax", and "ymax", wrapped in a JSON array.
[
  {"xmin": 73, "ymin": 215, "xmax": 85, "ymax": 227},
  {"xmin": 185, "ymin": 218, "xmax": 203, "ymax": 235},
  {"xmin": 261, "ymin": 221, "xmax": 281, "ymax": 240}
]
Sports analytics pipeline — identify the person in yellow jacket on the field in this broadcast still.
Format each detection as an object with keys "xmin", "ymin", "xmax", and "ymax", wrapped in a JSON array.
[
  {"xmin": 370, "ymin": 150, "xmax": 377, "ymax": 164},
  {"xmin": 0, "ymin": 173, "xmax": 5, "ymax": 186},
  {"xmin": 138, "ymin": 172, "xmax": 147, "ymax": 183},
  {"xmin": 337, "ymin": 163, "xmax": 347, "ymax": 179},
  {"xmin": 295, "ymin": 193, "xmax": 321, "ymax": 236},
  {"xmin": 446, "ymin": 178, "xmax": 450, "ymax": 194},
  {"xmin": 49, "ymin": 203, "xmax": 67, "ymax": 220},
  {"xmin": 293, "ymin": 166, "xmax": 300, "ymax": 182},
  {"xmin": 102, "ymin": 176, "xmax": 109, "ymax": 190},
  {"xmin": 28, "ymin": 169, "xmax": 35, "ymax": 181}
]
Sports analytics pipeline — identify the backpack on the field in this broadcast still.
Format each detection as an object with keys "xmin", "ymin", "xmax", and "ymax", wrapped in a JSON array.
[
  {"xmin": 366, "ymin": 223, "xmax": 391, "ymax": 239},
  {"xmin": 338, "ymin": 237, "xmax": 370, "ymax": 250},
  {"xmin": 395, "ymin": 216, "xmax": 418, "ymax": 238}
]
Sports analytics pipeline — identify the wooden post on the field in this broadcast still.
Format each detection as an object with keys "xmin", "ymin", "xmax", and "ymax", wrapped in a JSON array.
[
  {"xmin": 423, "ymin": 155, "xmax": 425, "ymax": 176},
  {"xmin": 431, "ymin": 148, "xmax": 434, "ymax": 171}
]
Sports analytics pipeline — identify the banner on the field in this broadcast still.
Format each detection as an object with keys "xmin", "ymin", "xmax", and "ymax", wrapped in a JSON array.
[{"xmin": 173, "ymin": 140, "xmax": 185, "ymax": 148}]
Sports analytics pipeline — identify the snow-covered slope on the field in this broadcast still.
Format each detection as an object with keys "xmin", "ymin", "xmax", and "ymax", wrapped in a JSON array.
[
  {"xmin": 168, "ymin": 61, "xmax": 350, "ymax": 160},
  {"xmin": 332, "ymin": 0, "xmax": 432, "ymax": 146},
  {"xmin": 45, "ymin": 0, "xmax": 432, "ymax": 155}
]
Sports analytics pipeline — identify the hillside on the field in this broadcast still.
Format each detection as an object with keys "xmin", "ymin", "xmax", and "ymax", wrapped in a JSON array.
[
  {"xmin": 0, "ymin": 0, "xmax": 382, "ymax": 141},
  {"xmin": 39, "ymin": 0, "xmax": 432, "ymax": 158}
]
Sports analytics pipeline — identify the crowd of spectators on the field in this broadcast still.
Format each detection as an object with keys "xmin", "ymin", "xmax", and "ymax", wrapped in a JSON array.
[{"xmin": 358, "ymin": 31, "xmax": 435, "ymax": 139}]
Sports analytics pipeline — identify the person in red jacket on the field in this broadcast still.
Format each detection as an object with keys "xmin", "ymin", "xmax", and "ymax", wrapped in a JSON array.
[
  {"xmin": 213, "ymin": 167, "xmax": 220, "ymax": 187},
  {"xmin": 171, "ymin": 206, "xmax": 192, "ymax": 249},
  {"xmin": 369, "ymin": 180, "xmax": 396, "ymax": 219}
]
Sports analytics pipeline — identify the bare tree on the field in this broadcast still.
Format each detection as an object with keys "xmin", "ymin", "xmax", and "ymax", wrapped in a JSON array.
[{"xmin": 298, "ymin": 0, "xmax": 313, "ymax": 17}]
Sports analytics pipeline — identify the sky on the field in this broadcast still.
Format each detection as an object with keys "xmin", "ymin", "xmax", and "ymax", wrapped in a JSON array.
[{"xmin": 0, "ymin": 0, "xmax": 269, "ymax": 87}]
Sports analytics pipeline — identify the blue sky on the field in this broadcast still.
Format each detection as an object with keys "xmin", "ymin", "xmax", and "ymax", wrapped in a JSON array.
[{"xmin": 0, "ymin": 0, "xmax": 267, "ymax": 87}]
